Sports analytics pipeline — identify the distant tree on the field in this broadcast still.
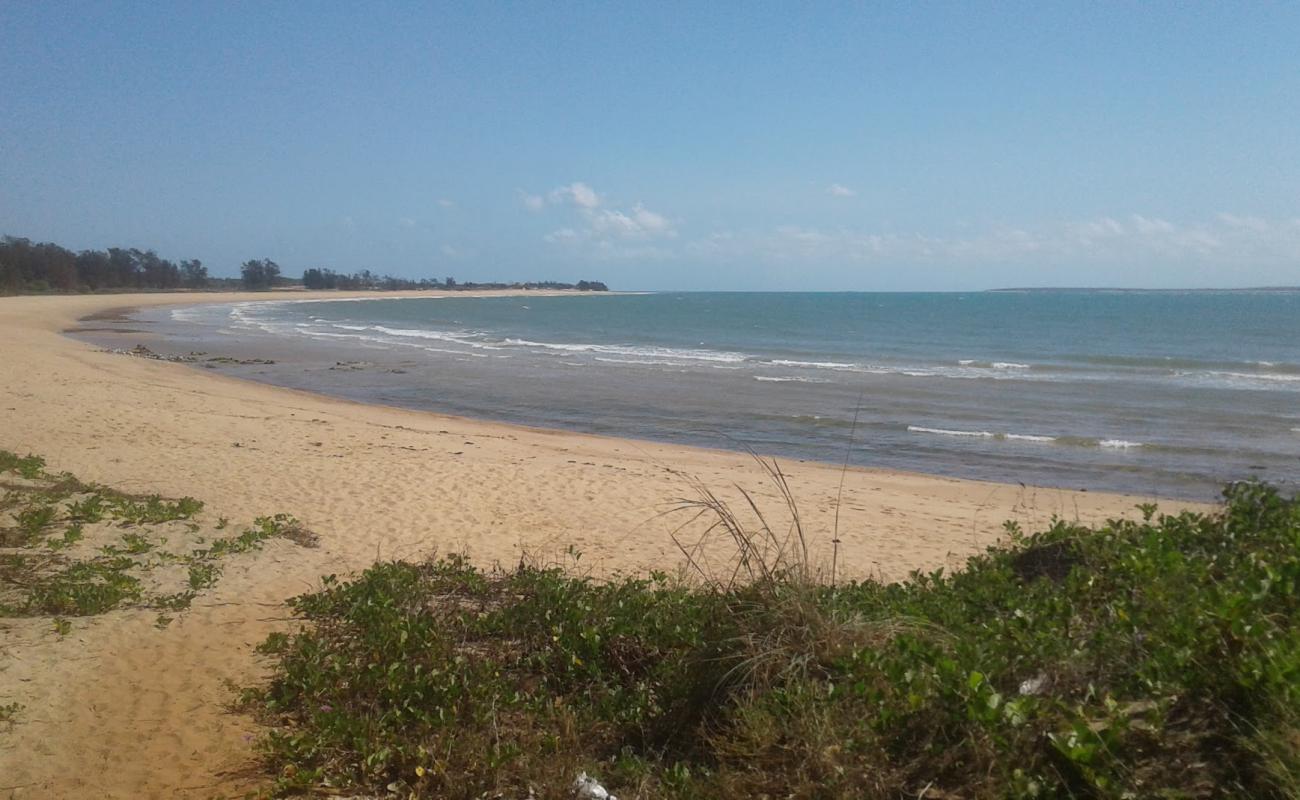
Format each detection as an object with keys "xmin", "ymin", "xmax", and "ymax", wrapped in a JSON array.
[
  {"xmin": 241, "ymin": 258, "xmax": 281, "ymax": 290},
  {"xmin": 107, "ymin": 248, "xmax": 140, "ymax": 287},
  {"xmin": 75, "ymin": 250, "xmax": 112, "ymax": 290},
  {"xmin": 39, "ymin": 242, "xmax": 78, "ymax": 291},
  {"xmin": 137, "ymin": 249, "xmax": 180, "ymax": 289},
  {"xmin": 180, "ymin": 259, "xmax": 208, "ymax": 289},
  {"xmin": 1, "ymin": 231, "xmax": 608, "ymax": 296}
]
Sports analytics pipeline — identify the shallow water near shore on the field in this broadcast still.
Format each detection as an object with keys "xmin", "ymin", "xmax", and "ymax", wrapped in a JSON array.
[{"xmin": 92, "ymin": 291, "xmax": 1300, "ymax": 500}]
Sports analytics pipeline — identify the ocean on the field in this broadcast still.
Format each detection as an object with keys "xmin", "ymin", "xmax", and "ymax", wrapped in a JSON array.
[{"xmin": 132, "ymin": 291, "xmax": 1300, "ymax": 500}]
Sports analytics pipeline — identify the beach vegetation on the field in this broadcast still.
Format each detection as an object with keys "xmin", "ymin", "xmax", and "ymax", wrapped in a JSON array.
[
  {"xmin": 27, "ymin": 558, "xmax": 146, "ymax": 616},
  {"xmin": 0, "ymin": 449, "xmax": 316, "ymax": 622},
  {"xmin": 104, "ymin": 493, "xmax": 204, "ymax": 525},
  {"xmin": 245, "ymin": 476, "xmax": 1300, "ymax": 799},
  {"xmin": 14, "ymin": 504, "xmax": 56, "ymax": 542},
  {"xmin": 187, "ymin": 561, "xmax": 222, "ymax": 591},
  {"xmin": 45, "ymin": 523, "xmax": 84, "ymax": 551},
  {"xmin": 0, "ymin": 451, "xmax": 46, "ymax": 479},
  {"xmin": 67, "ymin": 494, "xmax": 107, "ymax": 523}
]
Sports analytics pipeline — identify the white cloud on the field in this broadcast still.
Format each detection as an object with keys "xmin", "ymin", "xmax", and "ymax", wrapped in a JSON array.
[
  {"xmin": 518, "ymin": 190, "xmax": 546, "ymax": 212},
  {"xmin": 683, "ymin": 213, "xmax": 1300, "ymax": 268},
  {"xmin": 587, "ymin": 204, "xmax": 675, "ymax": 239},
  {"xmin": 1066, "ymin": 217, "xmax": 1125, "ymax": 243},
  {"xmin": 827, "ymin": 183, "xmax": 856, "ymax": 197},
  {"xmin": 543, "ymin": 227, "xmax": 582, "ymax": 244},
  {"xmin": 534, "ymin": 182, "xmax": 676, "ymax": 258},
  {"xmin": 528, "ymin": 205, "xmax": 1300, "ymax": 279},
  {"xmin": 1131, "ymin": 214, "xmax": 1176, "ymax": 236},
  {"xmin": 397, "ymin": 217, "xmax": 416, "ymax": 228},
  {"xmin": 587, "ymin": 210, "xmax": 641, "ymax": 237},
  {"xmin": 1217, "ymin": 212, "xmax": 1269, "ymax": 232},
  {"xmin": 549, "ymin": 181, "xmax": 601, "ymax": 209},
  {"xmin": 438, "ymin": 198, "xmax": 456, "ymax": 209},
  {"xmin": 630, "ymin": 205, "xmax": 672, "ymax": 234}
]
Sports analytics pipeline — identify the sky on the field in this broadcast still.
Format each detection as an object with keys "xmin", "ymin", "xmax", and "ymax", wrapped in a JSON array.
[{"xmin": 2, "ymin": 2, "xmax": 1299, "ymax": 291}]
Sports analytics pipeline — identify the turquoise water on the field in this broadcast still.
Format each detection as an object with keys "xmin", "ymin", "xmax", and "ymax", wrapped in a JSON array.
[{"xmin": 156, "ymin": 291, "xmax": 1300, "ymax": 499}]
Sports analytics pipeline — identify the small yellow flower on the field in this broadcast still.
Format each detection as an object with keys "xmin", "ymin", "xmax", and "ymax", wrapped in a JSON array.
[{"xmin": 415, "ymin": 765, "xmax": 426, "ymax": 778}]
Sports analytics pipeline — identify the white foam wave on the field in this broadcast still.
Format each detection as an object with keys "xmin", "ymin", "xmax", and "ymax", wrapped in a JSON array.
[
  {"xmin": 906, "ymin": 425, "xmax": 1142, "ymax": 447},
  {"xmin": 907, "ymin": 426, "xmax": 1053, "ymax": 442},
  {"xmin": 594, "ymin": 357, "xmax": 689, "ymax": 367},
  {"xmin": 908, "ymin": 425, "xmax": 995, "ymax": 438},
  {"xmin": 504, "ymin": 338, "xmax": 748, "ymax": 363},
  {"xmin": 1220, "ymin": 371, "xmax": 1300, "ymax": 383},
  {"xmin": 755, "ymin": 376, "xmax": 831, "ymax": 383},
  {"xmin": 1173, "ymin": 370, "xmax": 1300, "ymax": 391},
  {"xmin": 768, "ymin": 359, "xmax": 858, "ymax": 370},
  {"xmin": 169, "ymin": 307, "xmax": 204, "ymax": 323},
  {"xmin": 373, "ymin": 325, "xmax": 479, "ymax": 344},
  {"xmin": 296, "ymin": 328, "xmax": 485, "ymax": 357},
  {"xmin": 278, "ymin": 317, "xmax": 754, "ymax": 365},
  {"xmin": 1005, "ymin": 432, "xmax": 1057, "ymax": 442},
  {"xmin": 955, "ymin": 359, "xmax": 1030, "ymax": 370}
]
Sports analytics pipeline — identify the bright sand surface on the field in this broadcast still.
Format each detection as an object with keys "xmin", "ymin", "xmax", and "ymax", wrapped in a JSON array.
[{"xmin": 0, "ymin": 291, "xmax": 1211, "ymax": 797}]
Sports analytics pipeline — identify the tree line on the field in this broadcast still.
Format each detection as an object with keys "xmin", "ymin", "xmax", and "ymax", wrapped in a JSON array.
[
  {"xmin": 302, "ymin": 268, "xmax": 607, "ymax": 292},
  {"xmin": 1, "ymin": 236, "xmax": 209, "ymax": 293},
  {"xmin": 2, "ymin": 234, "xmax": 608, "ymax": 294}
]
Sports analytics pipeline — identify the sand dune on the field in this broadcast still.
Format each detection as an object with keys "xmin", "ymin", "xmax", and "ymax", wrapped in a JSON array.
[{"xmin": 0, "ymin": 291, "xmax": 1209, "ymax": 797}]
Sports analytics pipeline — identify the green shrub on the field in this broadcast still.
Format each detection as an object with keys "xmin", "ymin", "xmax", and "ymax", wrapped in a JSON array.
[
  {"xmin": 187, "ymin": 562, "xmax": 221, "ymax": 590},
  {"xmin": 46, "ymin": 524, "xmax": 84, "ymax": 551},
  {"xmin": 16, "ymin": 504, "xmax": 56, "ymax": 536},
  {"xmin": 107, "ymin": 494, "xmax": 203, "ymax": 525},
  {"xmin": 0, "ymin": 451, "xmax": 46, "ymax": 479},
  {"xmin": 247, "ymin": 482, "xmax": 1300, "ymax": 799},
  {"xmin": 25, "ymin": 558, "xmax": 144, "ymax": 616},
  {"xmin": 67, "ymin": 494, "xmax": 107, "ymax": 523}
]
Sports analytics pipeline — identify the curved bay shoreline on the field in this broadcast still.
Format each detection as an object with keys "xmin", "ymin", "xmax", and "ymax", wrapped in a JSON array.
[{"xmin": 0, "ymin": 290, "xmax": 1209, "ymax": 797}]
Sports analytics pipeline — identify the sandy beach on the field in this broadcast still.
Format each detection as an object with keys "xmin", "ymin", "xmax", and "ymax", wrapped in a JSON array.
[{"xmin": 0, "ymin": 291, "xmax": 1210, "ymax": 798}]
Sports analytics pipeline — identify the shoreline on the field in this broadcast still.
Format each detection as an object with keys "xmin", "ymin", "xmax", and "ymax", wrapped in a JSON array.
[
  {"xmin": 71, "ymin": 291, "xmax": 1233, "ymax": 501},
  {"xmin": 4, "ymin": 290, "xmax": 1206, "ymax": 552},
  {"xmin": 71, "ymin": 290, "xmax": 1204, "ymax": 501}
]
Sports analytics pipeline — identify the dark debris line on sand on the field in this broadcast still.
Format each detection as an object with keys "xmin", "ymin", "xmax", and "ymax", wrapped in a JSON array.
[{"xmin": 101, "ymin": 344, "xmax": 275, "ymax": 366}]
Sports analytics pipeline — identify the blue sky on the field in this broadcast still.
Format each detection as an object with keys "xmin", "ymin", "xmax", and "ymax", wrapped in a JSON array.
[{"xmin": 2, "ymin": 2, "xmax": 1298, "ymax": 290}]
